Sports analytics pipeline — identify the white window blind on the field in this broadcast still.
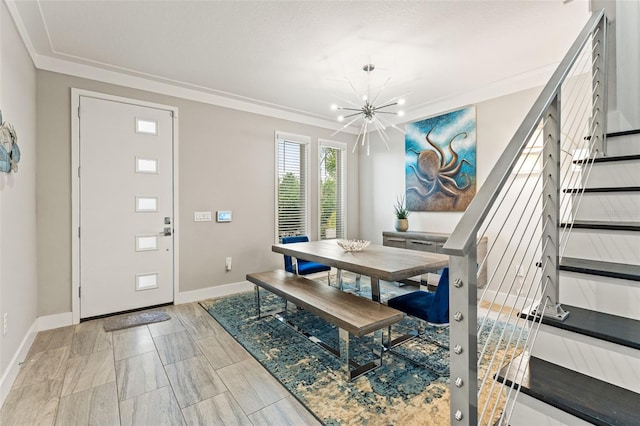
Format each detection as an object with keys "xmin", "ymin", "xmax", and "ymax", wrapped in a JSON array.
[
  {"xmin": 319, "ymin": 140, "xmax": 346, "ymax": 240},
  {"xmin": 275, "ymin": 132, "xmax": 310, "ymax": 242}
]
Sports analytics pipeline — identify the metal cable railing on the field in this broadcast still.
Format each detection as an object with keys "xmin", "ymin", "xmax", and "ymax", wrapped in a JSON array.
[{"xmin": 442, "ymin": 10, "xmax": 608, "ymax": 425}]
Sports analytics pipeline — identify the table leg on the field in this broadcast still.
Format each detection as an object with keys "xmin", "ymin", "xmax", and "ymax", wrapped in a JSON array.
[
  {"xmin": 254, "ymin": 285, "xmax": 261, "ymax": 317},
  {"xmin": 370, "ymin": 277, "xmax": 381, "ymax": 302}
]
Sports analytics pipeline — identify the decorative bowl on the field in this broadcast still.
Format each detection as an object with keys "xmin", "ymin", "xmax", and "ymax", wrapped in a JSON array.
[{"xmin": 336, "ymin": 239, "xmax": 371, "ymax": 252}]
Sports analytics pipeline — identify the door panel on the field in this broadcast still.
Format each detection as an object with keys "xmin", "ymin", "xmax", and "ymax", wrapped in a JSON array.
[{"xmin": 79, "ymin": 96, "xmax": 174, "ymax": 318}]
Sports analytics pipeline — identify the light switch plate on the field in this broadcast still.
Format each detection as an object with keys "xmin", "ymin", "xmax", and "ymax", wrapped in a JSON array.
[{"xmin": 194, "ymin": 211, "xmax": 212, "ymax": 222}]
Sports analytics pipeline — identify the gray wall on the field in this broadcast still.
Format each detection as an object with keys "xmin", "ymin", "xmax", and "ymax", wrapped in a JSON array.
[
  {"xmin": 36, "ymin": 71, "xmax": 358, "ymax": 316},
  {"xmin": 0, "ymin": 0, "xmax": 38, "ymax": 383}
]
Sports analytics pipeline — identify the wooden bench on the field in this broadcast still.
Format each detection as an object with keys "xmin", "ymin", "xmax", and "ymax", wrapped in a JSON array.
[{"xmin": 247, "ymin": 269, "xmax": 403, "ymax": 381}]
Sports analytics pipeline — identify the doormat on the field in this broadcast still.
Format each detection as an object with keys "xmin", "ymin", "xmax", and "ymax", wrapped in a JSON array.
[{"xmin": 103, "ymin": 311, "xmax": 171, "ymax": 332}]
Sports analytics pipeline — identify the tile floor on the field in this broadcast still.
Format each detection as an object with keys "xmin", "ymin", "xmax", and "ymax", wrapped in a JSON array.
[{"xmin": 0, "ymin": 302, "xmax": 321, "ymax": 426}]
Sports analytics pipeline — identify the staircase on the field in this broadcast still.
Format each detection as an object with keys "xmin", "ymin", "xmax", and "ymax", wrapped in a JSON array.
[{"xmin": 499, "ymin": 129, "xmax": 640, "ymax": 425}]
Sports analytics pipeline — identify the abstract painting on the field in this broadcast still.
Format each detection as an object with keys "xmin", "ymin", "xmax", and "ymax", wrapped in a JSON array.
[{"xmin": 405, "ymin": 106, "xmax": 476, "ymax": 211}]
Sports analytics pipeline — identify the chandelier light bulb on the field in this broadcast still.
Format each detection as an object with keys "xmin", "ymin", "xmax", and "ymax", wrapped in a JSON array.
[
  {"xmin": 397, "ymin": 99, "xmax": 406, "ymax": 106},
  {"xmin": 397, "ymin": 110, "xmax": 405, "ymax": 117},
  {"xmin": 362, "ymin": 95, "xmax": 368, "ymax": 101},
  {"xmin": 338, "ymin": 116, "xmax": 344, "ymax": 122},
  {"xmin": 330, "ymin": 104, "xmax": 338, "ymax": 111}
]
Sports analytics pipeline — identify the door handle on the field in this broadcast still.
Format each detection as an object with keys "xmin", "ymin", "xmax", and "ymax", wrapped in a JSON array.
[{"xmin": 159, "ymin": 227, "xmax": 172, "ymax": 236}]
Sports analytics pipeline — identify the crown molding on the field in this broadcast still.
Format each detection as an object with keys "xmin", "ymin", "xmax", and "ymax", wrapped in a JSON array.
[{"xmin": 401, "ymin": 64, "xmax": 556, "ymax": 125}]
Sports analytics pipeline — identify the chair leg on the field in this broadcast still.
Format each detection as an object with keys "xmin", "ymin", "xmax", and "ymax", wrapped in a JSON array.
[{"xmin": 418, "ymin": 319, "xmax": 427, "ymax": 335}]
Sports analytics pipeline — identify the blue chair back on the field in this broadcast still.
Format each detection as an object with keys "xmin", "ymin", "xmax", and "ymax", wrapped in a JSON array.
[
  {"xmin": 281, "ymin": 235, "xmax": 309, "ymax": 273},
  {"xmin": 428, "ymin": 267, "xmax": 450, "ymax": 324}
]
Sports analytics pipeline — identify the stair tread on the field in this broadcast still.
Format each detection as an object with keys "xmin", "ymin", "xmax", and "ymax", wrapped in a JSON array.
[
  {"xmin": 564, "ymin": 186, "xmax": 640, "ymax": 193},
  {"xmin": 523, "ymin": 303, "xmax": 640, "ymax": 350},
  {"xmin": 496, "ymin": 353, "xmax": 640, "ymax": 426},
  {"xmin": 559, "ymin": 220, "xmax": 640, "ymax": 231},
  {"xmin": 560, "ymin": 257, "xmax": 640, "ymax": 281},
  {"xmin": 573, "ymin": 154, "xmax": 640, "ymax": 164},
  {"xmin": 607, "ymin": 129, "xmax": 640, "ymax": 138}
]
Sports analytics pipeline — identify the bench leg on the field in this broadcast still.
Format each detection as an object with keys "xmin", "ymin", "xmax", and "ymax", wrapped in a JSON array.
[
  {"xmin": 339, "ymin": 328, "xmax": 384, "ymax": 381},
  {"xmin": 338, "ymin": 328, "xmax": 352, "ymax": 380}
]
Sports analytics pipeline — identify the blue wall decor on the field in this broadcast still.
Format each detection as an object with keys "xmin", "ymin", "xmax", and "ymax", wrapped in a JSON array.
[
  {"xmin": 0, "ymin": 110, "xmax": 20, "ymax": 173},
  {"xmin": 405, "ymin": 106, "xmax": 476, "ymax": 211}
]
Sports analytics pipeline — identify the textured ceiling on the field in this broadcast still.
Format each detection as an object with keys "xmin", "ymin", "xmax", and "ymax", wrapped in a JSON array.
[{"xmin": 10, "ymin": 0, "xmax": 590, "ymax": 123}]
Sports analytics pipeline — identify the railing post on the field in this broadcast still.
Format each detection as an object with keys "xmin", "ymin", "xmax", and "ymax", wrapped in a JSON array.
[
  {"xmin": 536, "ymin": 95, "xmax": 569, "ymax": 321},
  {"xmin": 592, "ymin": 14, "xmax": 608, "ymax": 156},
  {"xmin": 449, "ymin": 249, "xmax": 477, "ymax": 425}
]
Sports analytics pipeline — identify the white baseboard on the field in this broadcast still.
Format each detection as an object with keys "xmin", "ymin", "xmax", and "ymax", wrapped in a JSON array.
[
  {"xmin": 479, "ymin": 288, "xmax": 539, "ymax": 312},
  {"xmin": 37, "ymin": 312, "xmax": 74, "ymax": 331},
  {"xmin": 0, "ymin": 319, "xmax": 38, "ymax": 409},
  {"xmin": 175, "ymin": 280, "xmax": 254, "ymax": 304}
]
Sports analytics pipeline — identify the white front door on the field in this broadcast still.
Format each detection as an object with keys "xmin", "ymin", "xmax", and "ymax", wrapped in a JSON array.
[{"xmin": 78, "ymin": 95, "xmax": 175, "ymax": 318}]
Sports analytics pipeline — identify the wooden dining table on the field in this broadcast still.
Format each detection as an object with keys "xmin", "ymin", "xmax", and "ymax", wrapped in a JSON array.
[{"xmin": 272, "ymin": 239, "xmax": 449, "ymax": 302}]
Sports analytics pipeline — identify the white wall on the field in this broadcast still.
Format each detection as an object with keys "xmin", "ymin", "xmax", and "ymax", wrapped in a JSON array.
[
  {"xmin": 36, "ymin": 70, "xmax": 358, "ymax": 316},
  {"xmin": 359, "ymin": 86, "xmax": 541, "ymax": 243},
  {"xmin": 615, "ymin": 0, "xmax": 639, "ymax": 130},
  {"xmin": 359, "ymin": 86, "xmax": 543, "ymax": 296},
  {"xmin": 0, "ymin": 0, "xmax": 38, "ymax": 403}
]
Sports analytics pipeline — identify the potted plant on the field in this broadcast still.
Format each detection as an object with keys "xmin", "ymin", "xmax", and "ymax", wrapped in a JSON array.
[{"xmin": 394, "ymin": 195, "xmax": 410, "ymax": 232}]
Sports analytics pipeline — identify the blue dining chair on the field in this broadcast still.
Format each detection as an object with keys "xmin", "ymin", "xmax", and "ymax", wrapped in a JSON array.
[
  {"xmin": 281, "ymin": 236, "xmax": 332, "ymax": 284},
  {"xmin": 386, "ymin": 267, "xmax": 450, "ymax": 349}
]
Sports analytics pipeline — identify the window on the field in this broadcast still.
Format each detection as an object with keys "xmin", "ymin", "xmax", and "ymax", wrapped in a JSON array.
[
  {"xmin": 275, "ymin": 132, "xmax": 310, "ymax": 242},
  {"xmin": 319, "ymin": 140, "xmax": 346, "ymax": 240}
]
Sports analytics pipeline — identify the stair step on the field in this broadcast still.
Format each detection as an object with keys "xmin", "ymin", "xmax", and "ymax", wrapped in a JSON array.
[
  {"xmin": 560, "ymin": 269, "xmax": 640, "ymax": 321},
  {"xmin": 571, "ymin": 192, "xmax": 640, "ymax": 222},
  {"xmin": 606, "ymin": 130, "xmax": 640, "ymax": 156},
  {"xmin": 564, "ymin": 186, "xmax": 640, "ymax": 193},
  {"xmin": 522, "ymin": 304, "xmax": 640, "ymax": 350},
  {"xmin": 573, "ymin": 154, "xmax": 640, "ymax": 164},
  {"xmin": 560, "ymin": 257, "xmax": 640, "ymax": 282},
  {"xmin": 560, "ymin": 220, "xmax": 640, "ymax": 231},
  {"xmin": 561, "ymin": 228, "xmax": 640, "ymax": 265},
  {"xmin": 607, "ymin": 129, "xmax": 640, "ymax": 138},
  {"xmin": 571, "ymin": 154, "xmax": 640, "ymax": 188},
  {"xmin": 496, "ymin": 353, "xmax": 639, "ymax": 426}
]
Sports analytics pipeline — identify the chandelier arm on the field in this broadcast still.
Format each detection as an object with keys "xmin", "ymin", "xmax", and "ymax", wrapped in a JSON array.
[
  {"xmin": 371, "ymin": 77, "xmax": 392, "ymax": 105},
  {"xmin": 372, "ymin": 102, "xmax": 399, "ymax": 110},
  {"xmin": 337, "ymin": 107, "xmax": 364, "ymax": 112},
  {"xmin": 372, "ymin": 119, "xmax": 391, "ymax": 150},
  {"xmin": 342, "ymin": 112, "xmax": 364, "ymax": 119},
  {"xmin": 345, "ymin": 77, "xmax": 364, "ymax": 104},
  {"xmin": 352, "ymin": 121, "xmax": 367, "ymax": 153},
  {"xmin": 331, "ymin": 115, "xmax": 362, "ymax": 137},
  {"xmin": 377, "ymin": 115, "xmax": 406, "ymax": 135},
  {"xmin": 334, "ymin": 94, "xmax": 362, "ymax": 109},
  {"xmin": 373, "ymin": 118, "xmax": 390, "ymax": 142},
  {"xmin": 361, "ymin": 121, "xmax": 369, "ymax": 146},
  {"xmin": 375, "ymin": 111, "xmax": 401, "ymax": 115}
]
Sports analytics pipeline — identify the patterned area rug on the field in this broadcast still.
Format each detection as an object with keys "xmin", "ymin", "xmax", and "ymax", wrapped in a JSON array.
[{"xmin": 201, "ymin": 273, "xmax": 527, "ymax": 426}]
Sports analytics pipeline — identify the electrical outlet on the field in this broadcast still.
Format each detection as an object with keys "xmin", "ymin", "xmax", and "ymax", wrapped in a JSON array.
[
  {"xmin": 3, "ymin": 313, "xmax": 7, "ymax": 336},
  {"xmin": 225, "ymin": 257, "xmax": 232, "ymax": 271}
]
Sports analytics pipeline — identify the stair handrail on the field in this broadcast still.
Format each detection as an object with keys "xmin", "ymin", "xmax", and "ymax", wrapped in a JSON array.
[
  {"xmin": 443, "ymin": 8, "xmax": 607, "ymax": 258},
  {"xmin": 443, "ymin": 9, "xmax": 608, "ymax": 425}
]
